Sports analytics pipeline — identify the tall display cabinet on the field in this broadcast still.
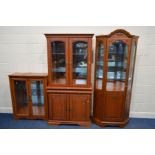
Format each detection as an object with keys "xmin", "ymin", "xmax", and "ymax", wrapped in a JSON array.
[
  {"xmin": 45, "ymin": 34, "xmax": 94, "ymax": 126},
  {"xmin": 93, "ymin": 29, "xmax": 138, "ymax": 127}
]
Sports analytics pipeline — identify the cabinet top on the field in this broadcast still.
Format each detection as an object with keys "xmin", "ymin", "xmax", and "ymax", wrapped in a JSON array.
[
  {"xmin": 96, "ymin": 29, "xmax": 139, "ymax": 39},
  {"xmin": 9, "ymin": 72, "xmax": 48, "ymax": 77},
  {"xmin": 44, "ymin": 34, "xmax": 94, "ymax": 38}
]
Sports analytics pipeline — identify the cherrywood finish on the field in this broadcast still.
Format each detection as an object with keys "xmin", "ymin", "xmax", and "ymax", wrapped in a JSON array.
[
  {"xmin": 45, "ymin": 34, "xmax": 93, "ymax": 126},
  {"xmin": 45, "ymin": 34, "xmax": 93, "ymax": 88},
  {"xmin": 49, "ymin": 93, "xmax": 67, "ymax": 121},
  {"xmin": 48, "ymin": 92, "xmax": 91, "ymax": 127},
  {"xmin": 9, "ymin": 73, "xmax": 48, "ymax": 120},
  {"xmin": 93, "ymin": 29, "xmax": 139, "ymax": 127}
]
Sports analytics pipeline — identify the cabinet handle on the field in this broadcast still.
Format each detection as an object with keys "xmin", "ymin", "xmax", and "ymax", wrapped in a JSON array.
[
  {"xmin": 85, "ymin": 99, "xmax": 89, "ymax": 103},
  {"xmin": 128, "ymin": 77, "xmax": 132, "ymax": 81}
]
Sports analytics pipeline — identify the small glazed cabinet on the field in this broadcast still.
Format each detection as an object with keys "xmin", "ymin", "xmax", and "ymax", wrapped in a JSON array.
[
  {"xmin": 45, "ymin": 34, "xmax": 94, "ymax": 126},
  {"xmin": 93, "ymin": 29, "xmax": 139, "ymax": 127},
  {"xmin": 9, "ymin": 73, "xmax": 48, "ymax": 119}
]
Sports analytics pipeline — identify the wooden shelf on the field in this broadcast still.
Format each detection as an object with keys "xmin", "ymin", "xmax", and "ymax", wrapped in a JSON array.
[
  {"xmin": 96, "ymin": 79, "xmax": 102, "ymax": 89},
  {"xmin": 106, "ymin": 81, "xmax": 125, "ymax": 91},
  {"xmin": 32, "ymin": 105, "xmax": 45, "ymax": 116},
  {"xmin": 17, "ymin": 106, "xmax": 29, "ymax": 115},
  {"xmin": 73, "ymin": 79, "xmax": 87, "ymax": 85},
  {"xmin": 52, "ymin": 78, "xmax": 66, "ymax": 84}
]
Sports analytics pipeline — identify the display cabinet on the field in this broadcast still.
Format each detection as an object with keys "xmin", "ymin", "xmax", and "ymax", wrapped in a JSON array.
[
  {"xmin": 9, "ymin": 73, "xmax": 48, "ymax": 119},
  {"xmin": 93, "ymin": 29, "xmax": 139, "ymax": 127},
  {"xmin": 45, "ymin": 34, "xmax": 94, "ymax": 126}
]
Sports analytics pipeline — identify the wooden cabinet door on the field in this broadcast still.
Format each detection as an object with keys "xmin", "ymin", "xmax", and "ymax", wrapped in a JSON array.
[
  {"xmin": 69, "ymin": 38, "xmax": 91, "ymax": 87},
  {"xmin": 104, "ymin": 92, "xmax": 124, "ymax": 120},
  {"xmin": 48, "ymin": 94, "xmax": 67, "ymax": 120},
  {"xmin": 69, "ymin": 94, "xmax": 90, "ymax": 121},
  {"xmin": 47, "ymin": 38, "xmax": 69, "ymax": 87},
  {"xmin": 28, "ymin": 79, "xmax": 47, "ymax": 118},
  {"xmin": 11, "ymin": 78, "xmax": 30, "ymax": 117}
]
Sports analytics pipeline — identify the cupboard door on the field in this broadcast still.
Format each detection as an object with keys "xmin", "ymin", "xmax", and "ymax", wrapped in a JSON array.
[
  {"xmin": 29, "ymin": 80, "xmax": 46, "ymax": 117},
  {"xmin": 104, "ymin": 93, "xmax": 124, "ymax": 120},
  {"xmin": 49, "ymin": 38, "xmax": 69, "ymax": 86},
  {"xmin": 12, "ymin": 79, "xmax": 29, "ymax": 116},
  {"xmin": 70, "ymin": 38, "xmax": 91, "ymax": 87},
  {"xmin": 48, "ymin": 94, "xmax": 67, "ymax": 120},
  {"xmin": 70, "ymin": 94, "xmax": 90, "ymax": 121}
]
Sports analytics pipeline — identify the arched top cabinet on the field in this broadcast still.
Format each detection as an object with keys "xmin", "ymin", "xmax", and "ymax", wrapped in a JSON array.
[{"xmin": 93, "ymin": 29, "xmax": 139, "ymax": 127}]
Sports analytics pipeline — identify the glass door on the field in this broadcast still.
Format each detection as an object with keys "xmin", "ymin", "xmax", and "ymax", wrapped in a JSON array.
[
  {"xmin": 30, "ymin": 80, "xmax": 45, "ymax": 116},
  {"xmin": 70, "ymin": 38, "xmax": 89, "ymax": 87},
  {"xmin": 50, "ymin": 38, "xmax": 68, "ymax": 86},
  {"xmin": 95, "ymin": 40, "xmax": 104, "ymax": 90},
  {"xmin": 13, "ymin": 79, "xmax": 29, "ymax": 116},
  {"xmin": 106, "ymin": 40, "xmax": 128, "ymax": 91}
]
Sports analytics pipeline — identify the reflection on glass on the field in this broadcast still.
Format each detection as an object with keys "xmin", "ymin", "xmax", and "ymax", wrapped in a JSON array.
[
  {"xmin": 51, "ymin": 41, "xmax": 66, "ymax": 84},
  {"xmin": 96, "ymin": 42, "xmax": 104, "ymax": 89},
  {"xmin": 72, "ymin": 41, "xmax": 88, "ymax": 85},
  {"xmin": 30, "ymin": 80, "xmax": 45, "ymax": 116},
  {"xmin": 14, "ymin": 80, "xmax": 29, "ymax": 115},
  {"xmin": 107, "ymin": 40, "xmax": 128, "ymax": 80},
  {"xmin": 129, "ymin": 42, "xmax": 136, "ymax": 79}
]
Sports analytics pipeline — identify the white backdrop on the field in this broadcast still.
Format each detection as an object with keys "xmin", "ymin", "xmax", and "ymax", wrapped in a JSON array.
[{"xmin": 0, "ymin": 26, "xmax": 155, "ymax": 118}]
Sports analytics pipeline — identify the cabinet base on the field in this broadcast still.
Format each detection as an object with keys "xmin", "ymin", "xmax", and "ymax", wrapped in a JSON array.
[
  {"xmin": 48, "ymin": 120, "xmax": 90, "ymax": 127},
  {"xmin": 93, "ymin": 117, "xmax": 129, "ymax": 128}
]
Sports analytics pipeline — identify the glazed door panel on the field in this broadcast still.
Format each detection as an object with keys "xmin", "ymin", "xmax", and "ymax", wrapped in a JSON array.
[
  {"xmin": 106, "ymin": 40, "xmax": 129, "ymax": 92},
  {"xmin": 48, "ymin": 38, "xmax": 69, "ymax": 86},
  {"xmin": 104, "ymin": 92, "xmax": 124, "ymax": 120},
  {"xmin": 125, "ymin": 40, "xmax": 137, "ymax": 116},
  {"xmin": 29, "ymin": 79, "xmax": 46, "ymax": 117},
  {"xmin": 69, "ymin": 94, "xmax": 90, "ymax": 121},
  {"xmin": 95, "ymin": 39, "xmax": 104, "ymax": 90},
  {"xmin": 69, "ymin": 38, "xmax": 91, "ymax": 87},
  {"xmin": 12, "ymin": 79, "xmax": 29, "ymax": 116},
  {"xmin": 49, "ymin": 94, "xmax": 67, "ymax": 120}
]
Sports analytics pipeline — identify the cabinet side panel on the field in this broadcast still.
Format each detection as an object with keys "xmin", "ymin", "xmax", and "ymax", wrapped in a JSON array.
[{"xmin": 93, "ymin": 92, "xmax": 104, "ymax": 120}]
